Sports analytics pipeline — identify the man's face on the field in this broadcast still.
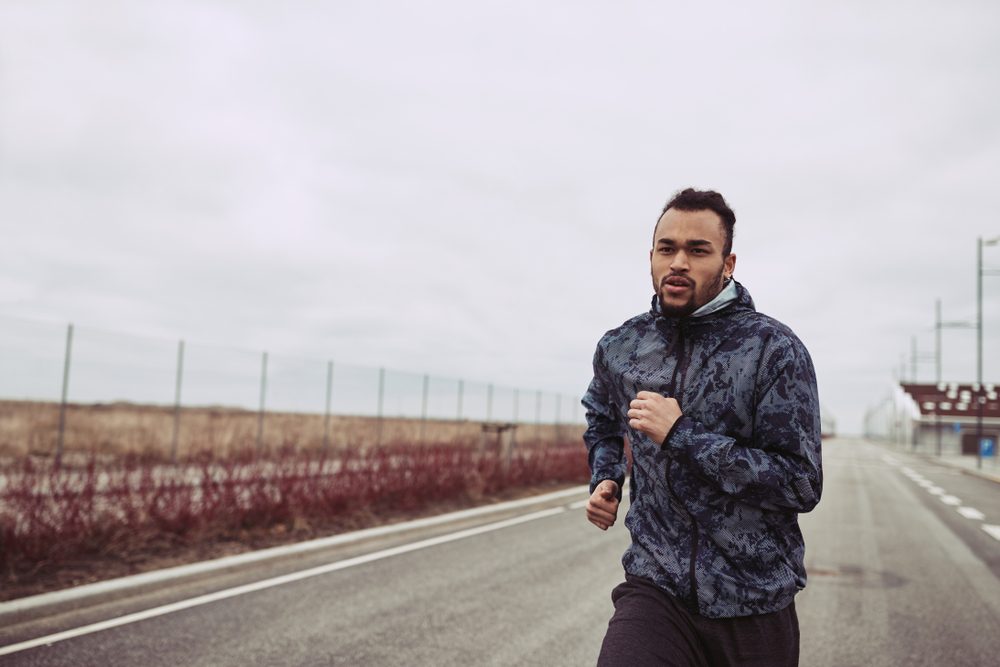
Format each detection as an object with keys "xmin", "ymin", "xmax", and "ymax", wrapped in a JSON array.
[{"xmin": 649, "ymin": 208, "xmax": 736, "ymax": 317}]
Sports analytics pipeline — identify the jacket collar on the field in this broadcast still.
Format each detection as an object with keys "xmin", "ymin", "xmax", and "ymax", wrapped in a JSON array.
[
  {"xmin": 650, "ymin": 279, "xmax": 755, "ymax": 322},
  {"xmin": 691, "ymin": 277, "xmax": 738, "ymax": 318}
]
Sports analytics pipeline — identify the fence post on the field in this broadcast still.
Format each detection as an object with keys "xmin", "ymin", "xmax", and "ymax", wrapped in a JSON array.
[
  {"xmin": 535, "ymin": 389, "xmax": 542, "ymax": 443},
  {"xmin": 511, "ymin": 388, "xmax": 519, "ymax": 448},
  {"xmin": 420, "ymin": 374, "xmax": 429, "ymax": 443},
  {"xmin": 486, "ymin": 383, "xmax": 494, "ymax": 422},
  {"xmin": 555, "ymin": 394, "xmax": 562, "ymax": 442},
  {"xmin": 170, "ymin": 340, "xmax": 185, "ymax": 464},
  {"xmin": 55, "ymin": 323, "xmax": 74, "ymax": 469},
  {"xmin": 323, "ymin": 360, "xmax": 334, "ymax": 453},
  {"xmin": 256, "ymin": 351, "xmax": 268, "ymax": 453},
  {"xmin": 376, "ymin": 367, "xmax": 385, "ymax": 446}
]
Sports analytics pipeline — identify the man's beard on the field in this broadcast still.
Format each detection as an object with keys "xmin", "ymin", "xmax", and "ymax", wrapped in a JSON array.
[{"xmin": 657, "ymin": 267, "xmax": 725, "ymax": 317}]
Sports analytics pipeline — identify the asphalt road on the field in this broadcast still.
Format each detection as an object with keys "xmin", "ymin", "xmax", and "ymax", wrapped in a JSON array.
[
  {"xmin": 797, "ymin": 439, "xmax": 1000, "ymax": 667},
  {"xmin": 2, "ymin": 438, "xmax": 999, "ymax": 666}
]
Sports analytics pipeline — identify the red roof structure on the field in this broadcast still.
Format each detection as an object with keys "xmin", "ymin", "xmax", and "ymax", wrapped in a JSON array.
[{"xmin": 900, "ymin": 382, "xmax": 1000, "ymax": 418}]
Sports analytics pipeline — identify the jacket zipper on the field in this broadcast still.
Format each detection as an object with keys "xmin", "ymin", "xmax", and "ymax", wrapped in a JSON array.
[
  {"xmin": 674, "ymin": 321, "xmax": 693, "ymax": 403},
  {"xmin": 664, "ymin": 320, "xmax": 700, "ymax": 613}
]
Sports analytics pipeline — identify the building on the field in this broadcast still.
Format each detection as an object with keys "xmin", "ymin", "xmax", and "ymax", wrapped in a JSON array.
[{"xmin": 865, "ymin": 381, "xmax": 1000, "ymax": 455}]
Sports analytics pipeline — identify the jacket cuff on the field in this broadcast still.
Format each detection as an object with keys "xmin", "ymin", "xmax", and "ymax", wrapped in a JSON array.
[{"xmin": 660, "ymin": 415, "xmax": 689, "ymax": 450}]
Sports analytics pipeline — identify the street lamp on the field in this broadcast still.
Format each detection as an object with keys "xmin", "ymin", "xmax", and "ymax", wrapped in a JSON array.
[{"xmin": 976, "ymin": 236, "xmax": 1000, "ymax": 470}]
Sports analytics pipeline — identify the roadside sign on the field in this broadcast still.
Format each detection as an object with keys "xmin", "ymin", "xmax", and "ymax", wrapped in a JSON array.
[
  {"xmin": 953, "ymin": 423, "xmax": 962, "ymax": 434},
  {"xmin": 981, "ymin": 438, "xmax": 996, "ymax": 458}
]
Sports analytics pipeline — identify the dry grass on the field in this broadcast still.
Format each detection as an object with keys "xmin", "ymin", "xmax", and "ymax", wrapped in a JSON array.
[{"xmin": 0, "ymin": 400, "xmax": 583, "ymax": 462}]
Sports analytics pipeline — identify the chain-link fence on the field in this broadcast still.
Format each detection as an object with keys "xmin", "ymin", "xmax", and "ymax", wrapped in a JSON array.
[{"xmin": 0, "ymin": 316, "xmax": 584, "ymax": 462}]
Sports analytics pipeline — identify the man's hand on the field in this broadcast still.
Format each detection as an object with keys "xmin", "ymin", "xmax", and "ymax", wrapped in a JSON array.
[
  {"xmin": 587, "ymin": 480, "xmax": 620, "ymax": 531},
  {"xmin": 628, "ymin": 391, "xmax": 682, "ymax": 444}
]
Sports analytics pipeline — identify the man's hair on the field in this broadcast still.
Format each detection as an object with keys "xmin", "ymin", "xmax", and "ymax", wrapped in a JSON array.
[{"xmin": 660, "ymin": 188, "xmax": 736, "ymax": 256}]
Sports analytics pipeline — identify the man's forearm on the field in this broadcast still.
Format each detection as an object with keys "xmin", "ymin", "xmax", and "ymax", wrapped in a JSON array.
[{"xmin": 663, "ymin": 415, "xmax": 821, "ymax": 512}]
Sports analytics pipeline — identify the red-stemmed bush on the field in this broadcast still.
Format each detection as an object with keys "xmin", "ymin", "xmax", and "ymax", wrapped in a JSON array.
[{"xmin": 0, "ymin": 440, "xmax": 589, "ymax": 581}]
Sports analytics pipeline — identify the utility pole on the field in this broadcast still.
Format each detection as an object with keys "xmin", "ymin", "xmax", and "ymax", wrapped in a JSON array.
[
  {"xmin": 935, "ymin": 299, "xmax": 942, "ymax": 384},
  {"xmin": 977, "ymin": 237, "xmax": 983, "ymax": 470},
  {"xmin": 975, "ymin": 236, "xmax": 1000, "ymax": 470}
]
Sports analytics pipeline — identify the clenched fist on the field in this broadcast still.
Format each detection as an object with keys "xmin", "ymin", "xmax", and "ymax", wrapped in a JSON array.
[
  {"xmin": 627, "ymin": 390, "xmax": 682, "ymax": 444},
  {"xmin": 587, "ymin": 479, "xmax": 620, "ymax": 531}
]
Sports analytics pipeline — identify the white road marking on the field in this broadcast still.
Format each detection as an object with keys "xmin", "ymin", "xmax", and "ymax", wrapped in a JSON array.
[
  {"xmin": 982, "ymin": 525, "xmax": 1000, "ymax": 542},
  {"xmin": 2, "ymin": 484, "xmax": 591, "ymax": 627},
  {"xmin": 958, "ymin": 507, "xmax": 986, "ymax": 520},
  {"xmin": 567, "ymin": 499, "xmax": 589, "ymax": 510},
  {"xmin": 900, "ymin": 472, "xmax": 969, "ymax": 510},
  {"xmin": 0, "ymin": 507, "xmax": 567, "ymax": 657}
]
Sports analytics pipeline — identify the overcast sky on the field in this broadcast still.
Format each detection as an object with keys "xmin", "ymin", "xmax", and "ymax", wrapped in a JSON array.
[{"xmin": 2, "ymin": 0, "xmax": 1000, "ymax": 433}]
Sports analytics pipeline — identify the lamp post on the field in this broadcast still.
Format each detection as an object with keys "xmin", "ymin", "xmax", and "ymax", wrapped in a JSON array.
[{"xmin": 976, "ymin": 237, "xmax": 1000, "ymax": 469}]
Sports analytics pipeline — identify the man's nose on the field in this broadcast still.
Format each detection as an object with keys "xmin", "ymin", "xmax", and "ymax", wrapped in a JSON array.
[{"xmin": 670, "ymin": 250, "xmax": 689, "ymax": 271}]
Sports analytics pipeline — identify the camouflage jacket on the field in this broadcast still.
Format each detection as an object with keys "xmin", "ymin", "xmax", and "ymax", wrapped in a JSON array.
[{"xmin": 582, "ymin": 281, "xmax": 823, "ymax": 618}]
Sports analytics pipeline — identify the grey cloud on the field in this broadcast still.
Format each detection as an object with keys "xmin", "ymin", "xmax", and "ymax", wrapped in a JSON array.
[{"xmin": 3, "ymin": 1, "xmax": 1000, "ymax": 432}]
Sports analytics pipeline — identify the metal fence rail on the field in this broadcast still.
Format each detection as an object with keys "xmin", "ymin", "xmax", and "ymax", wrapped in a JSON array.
[{"xmin": 0, "ymin": 316, "xmax": 584, "ymax": 463}]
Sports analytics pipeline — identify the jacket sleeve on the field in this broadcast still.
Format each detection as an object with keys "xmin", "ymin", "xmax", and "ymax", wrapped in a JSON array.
[
  {"xmin": 582, "ymin": 343, "xmax": 627, "ymax": 499},
  {"xmin": 662, "ymin": 335, "xmax": 823, "ymax": 513}
]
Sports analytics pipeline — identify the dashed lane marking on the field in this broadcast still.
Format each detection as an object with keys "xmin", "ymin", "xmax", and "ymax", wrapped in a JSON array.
[
  {"xmin": 895, "ymin": 461, "xmax": 991, "ymax": 526},
  {"xmin": 982, "ymin": 525, "xmax": 1000, "ymax": 542},
  {"xmin": 567, "ymin": 500, "xmax": 588, "ymax": 510},
  {"xmin": 958, "ymin": 507, "xmax": 986, "ymax": 520}
]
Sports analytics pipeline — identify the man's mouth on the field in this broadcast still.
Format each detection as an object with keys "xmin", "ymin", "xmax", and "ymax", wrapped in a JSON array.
[{"xmin": 662, "ymin": 275, "xmax": 693, "ymax": 291}]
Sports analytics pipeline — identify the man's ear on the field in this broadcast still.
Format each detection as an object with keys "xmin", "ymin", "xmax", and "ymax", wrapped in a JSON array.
[{"xmin": 724, "ymin": 253, "xmax": 737, "ymax": 279}]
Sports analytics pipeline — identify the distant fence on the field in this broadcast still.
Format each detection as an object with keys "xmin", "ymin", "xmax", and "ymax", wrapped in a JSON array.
[{"xmin": 0, "ymin": 316, "xmax": 584, "ymax": 462}]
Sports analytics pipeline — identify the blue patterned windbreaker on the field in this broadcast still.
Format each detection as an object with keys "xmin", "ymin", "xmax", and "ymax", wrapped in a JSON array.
[{"xmin": 583, "ymin": 280, "xmax": 822, "ymax": 619}]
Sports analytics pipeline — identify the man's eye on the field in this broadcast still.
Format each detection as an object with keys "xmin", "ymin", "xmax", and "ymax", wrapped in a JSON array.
[{"xmin": 659, "ymin": 247, "xmax": 674, "ymax": 254}]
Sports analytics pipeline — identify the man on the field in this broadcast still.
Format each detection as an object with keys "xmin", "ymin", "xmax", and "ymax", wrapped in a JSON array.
[{"xmin": 583, "ymin": 188, "xmax": 822, "ymax": 666}]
